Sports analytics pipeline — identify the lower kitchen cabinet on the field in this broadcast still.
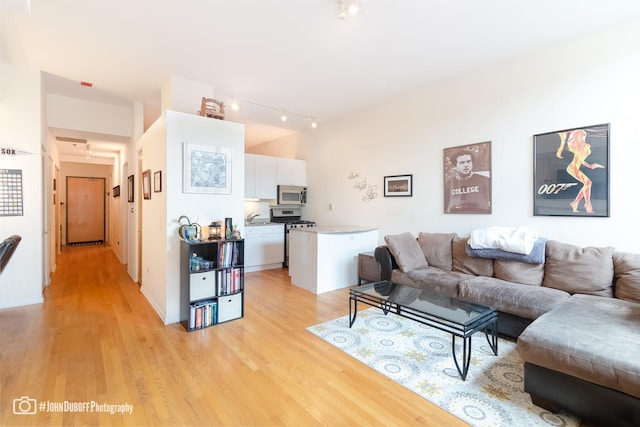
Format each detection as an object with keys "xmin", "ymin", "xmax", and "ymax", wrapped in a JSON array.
[{"xmin": 244, "ymin": 224, "xmax": 284, "ymax": 272}]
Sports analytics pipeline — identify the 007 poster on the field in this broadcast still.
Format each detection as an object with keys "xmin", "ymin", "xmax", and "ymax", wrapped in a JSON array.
[{"xmin": 533, "ymin": 123, "xmax": 609, "ymax": 217}]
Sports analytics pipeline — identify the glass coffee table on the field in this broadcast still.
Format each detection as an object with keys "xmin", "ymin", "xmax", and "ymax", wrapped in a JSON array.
[{"xmin": 349, "ymin": 280, "xmax": 498, "ymax": 380}]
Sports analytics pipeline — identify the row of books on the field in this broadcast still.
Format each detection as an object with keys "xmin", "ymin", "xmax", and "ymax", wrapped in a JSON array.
[
  {"xmin": 189, "ymin": 300, "xmax": 217, "ymax": 330},
  {"xmin": 218, "ymin": 268, "xmax": 242, "ymax": 295},
  {"xmin": 219, "ymin": 241, "xmax": 241, "ymax": 268}
]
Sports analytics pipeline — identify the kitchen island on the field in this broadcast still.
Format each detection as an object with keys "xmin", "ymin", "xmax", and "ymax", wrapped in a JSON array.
[{"xmin": 288, "ymin": 226, "xmax": 378, "ymax": 294}]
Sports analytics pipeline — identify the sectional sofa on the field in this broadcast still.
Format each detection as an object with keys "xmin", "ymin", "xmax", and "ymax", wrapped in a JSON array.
[{"xmin": 374, "ymin": 231, "xmax": 640, "ymax": 427}]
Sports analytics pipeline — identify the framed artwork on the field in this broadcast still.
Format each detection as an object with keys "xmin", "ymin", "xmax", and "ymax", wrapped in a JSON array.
[
  {"xmin": 383, "ymin": 174, "xmax": 412, "ymax": 197},
  {"xmin": 127, "ymin": 175, "xmax": 134, "ymax": 203},
  {"xmin": 443, "ymin": 141, "xmax": 492, "ymax": 214},
  {"xmin": 142, "ymin": 169, "xmax": 151, "ymax": 200},
  {"xmin": 534, "ymin": 123, "xmax": 609, "ymax": 217},
  {"xmin": 113, "ymin": 185, "xmax": 120, "ymax": 198},
  {"xmin": 154, "ymin": 170, "xmax": 162, "ymax": 192},
  {"xmin": 183, "ymin": 143, "xmax": 231, "ymax": 194}
]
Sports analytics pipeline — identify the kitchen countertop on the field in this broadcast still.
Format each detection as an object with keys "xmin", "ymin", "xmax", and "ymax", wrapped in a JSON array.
[
  {"xmin": 244, "ymin": 222, "xmax": 283, "ymax": 227},
  {"xmin": 289, "ymin": 225, "xmax": 377, "ymax": 234}
]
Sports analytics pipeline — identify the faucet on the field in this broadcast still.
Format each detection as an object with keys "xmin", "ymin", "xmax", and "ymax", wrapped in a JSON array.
[{"xmin": 247, "ymin": 213, "xmax": 260, "ymax": 223}]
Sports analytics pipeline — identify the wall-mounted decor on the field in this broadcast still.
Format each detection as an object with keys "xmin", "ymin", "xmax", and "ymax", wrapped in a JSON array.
[
  {"xmin": 534, "ymin": 123, "xmax": 609, "ymax": 217},
  {"xmin": 154, "ymin": 170, "xmax": 162, "ymax": 192},
  {"xmin": 0, "ymin": 168, "xmax": 24, "ymax": 216},
  {"xmin": 183, "ymin": 143, "xmax": 231, "ymax": 194},
  {"xmin": 384, "ymin": 174, "xmax": 412, "ymax": 197},
  {"xmin": 113, "ymin": 185, "xmax": 120, "ymax": 198},
  {"xmin": 348, "ymin": 171, "xmax": 378, "ymax": 202},
  {"xmin": 127, "ymin": 175, "xmax": 134, "ymax": 203},
  {"xmin": 142, "ymin": 169, "xmax": 152, "ymax": 200},
  {"xmin": 443, "ymin": 141, "xmax": 492, "ymax": 214}
]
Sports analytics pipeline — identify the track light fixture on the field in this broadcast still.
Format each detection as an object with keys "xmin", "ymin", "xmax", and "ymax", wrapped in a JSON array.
[
  {"xmin": 338, "ymin": 0, "xmax": 360, "ymax": 20},
  {"xmin": 230, "ymin": 97, "xmax": 318, "ymax": 129}
]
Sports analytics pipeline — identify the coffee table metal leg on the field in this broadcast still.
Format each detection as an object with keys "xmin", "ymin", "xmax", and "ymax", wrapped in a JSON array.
[
  {"xmin": 451, "ymin": 335, "xmax": 472, "ymax": 381},
  {"xmin": 349, "ymin": 297, "xmax": 357, "ymax": 327},
  {"xmin": 484, "ymin": 319, "xmax": 499, "ymax": 355}
]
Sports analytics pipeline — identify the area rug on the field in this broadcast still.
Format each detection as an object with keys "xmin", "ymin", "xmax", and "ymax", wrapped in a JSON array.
[{"xmin": 307, "ymin": 308, "xmax": 580, "ymax": 427}]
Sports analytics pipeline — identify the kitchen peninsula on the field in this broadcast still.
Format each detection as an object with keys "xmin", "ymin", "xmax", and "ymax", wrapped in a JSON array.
[{"xmin": 288, "ymin": 226, "xmax": 378, "ymax": 294}]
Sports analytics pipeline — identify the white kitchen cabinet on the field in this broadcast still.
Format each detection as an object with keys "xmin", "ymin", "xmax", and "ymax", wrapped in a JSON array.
[
  {"xmin": 276, "ymin": 157, "xmax": 307, "ymax": 186},
  {"xmin": 245, "ymin": 154, "xmax": 277, "ymax": 199},
  {"xmin": 244, "ymin": 224, "xmax": 284, "ymax": 272}
]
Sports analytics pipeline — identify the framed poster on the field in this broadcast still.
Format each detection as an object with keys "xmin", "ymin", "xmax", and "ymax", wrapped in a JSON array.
[
  {"xmin": 533, "ymin": 124, "xmax": 609, "ymax": 217},
  {"xmin": 127, "ymin": 175, "xmax": 134, "ymax": 203},
  {"xmin": 383, "ymin": 174, "xmax": 412, "ymax": 197},
  {"xmin": 142, "ymin": 169, "xmax": 151, "ymax": 200},
  {"xmin": 113, "ymin": 185, "xmax": 120, "ymax": 198},
  {"xmin": 183, "ymin": 143, "xmax": 231, "ymax": 194},
  {"xmin": 443, "ymin": 141, "xmax": 492, "ymax": 214}
]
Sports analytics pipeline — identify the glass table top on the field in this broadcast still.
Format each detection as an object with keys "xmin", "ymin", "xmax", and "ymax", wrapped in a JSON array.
[{"xmin": 350, "ymin": 281, "xmax": 496, "ymax": 326}]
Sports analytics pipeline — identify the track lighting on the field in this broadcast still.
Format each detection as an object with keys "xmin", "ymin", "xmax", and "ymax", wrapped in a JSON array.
[{"xmin": 229, "ymin": 97, "xmax": 318, "ymax": 129}]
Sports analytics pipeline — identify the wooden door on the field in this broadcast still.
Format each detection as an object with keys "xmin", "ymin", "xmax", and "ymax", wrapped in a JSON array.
[{"xmin": 67, "ymin": 177, "xmax": 105, "ymax": 244}]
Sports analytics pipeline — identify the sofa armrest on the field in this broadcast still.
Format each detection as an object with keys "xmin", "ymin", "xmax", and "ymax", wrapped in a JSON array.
[{"xmin": 374, "ymin": 245, "xmax": 397, "ymax": 281}]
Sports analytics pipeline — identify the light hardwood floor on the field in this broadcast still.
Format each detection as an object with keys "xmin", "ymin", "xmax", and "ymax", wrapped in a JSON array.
[{"xmin": 0, "ymin": 244, "xmax": 467, "ymax": 426}]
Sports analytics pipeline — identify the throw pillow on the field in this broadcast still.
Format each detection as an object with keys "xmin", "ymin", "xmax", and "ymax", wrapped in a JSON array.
[
  {"xmin": 384, "ymin": 232, "xmax": 428, "ymax": 273},
  {"xmin": 417, "ymin": 232, "xmax": 457, "ymax": 271},
  {"xmin": 451, "ymin": 237, "xmax": 494, "ymax": 277},
  {"xmin": 613, "ymin": 251, "xmax": 640, "ymax": 303},
  {"xmin": 542, "ymin": 240, "xmax": 614, "ymax": 297}
]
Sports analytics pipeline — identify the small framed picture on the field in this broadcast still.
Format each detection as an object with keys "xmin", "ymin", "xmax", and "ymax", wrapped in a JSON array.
[
  {"xmin": 127, "ymin": 175, "xmax": 134, "ymax": 203},
  {"xmin": 384, "ymin": 174, "xmax": 413, "ymax": 197},
  {"xmin": 113, "ymin": 185, "xmax": 120, "ymax": 198},
  {"xmin": 142, "ymin": 169, "xmax": 151, "ymax": 200},
  {"xmin": 154, "ymin": 170, "xmax": 162, "ymax": 192}
]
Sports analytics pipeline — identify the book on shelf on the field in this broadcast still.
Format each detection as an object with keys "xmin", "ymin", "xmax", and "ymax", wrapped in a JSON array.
[{"xmin": 190, "ymin": 300, "xmax": 218, "ymax": 330}]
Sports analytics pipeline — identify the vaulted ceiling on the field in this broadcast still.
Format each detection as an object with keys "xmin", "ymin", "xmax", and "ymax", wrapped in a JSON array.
[{"xmin": 3, "ymin": 0, "xmax": 640, "ymax": 158}]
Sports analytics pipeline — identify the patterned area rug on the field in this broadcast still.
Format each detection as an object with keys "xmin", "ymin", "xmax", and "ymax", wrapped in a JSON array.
[{"xmin": 307, "ymin": 308, "xmax": 580, "ymax": 427}]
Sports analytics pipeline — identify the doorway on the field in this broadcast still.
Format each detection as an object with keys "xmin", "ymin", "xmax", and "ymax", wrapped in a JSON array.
[{"xmin": 66, "ymin": 176, "xmax": 106, "ymax": 244}]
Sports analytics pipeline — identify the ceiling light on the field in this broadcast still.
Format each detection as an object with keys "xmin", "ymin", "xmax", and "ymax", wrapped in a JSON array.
[
  {"xmin": 231, "ymin": 100, "xmax": 239, "ymax": 111},
  {"xmin": 311, "ymin": 120, "xmax": 318, "ymax": 129},
  {"xmin": 281, "ymin": 111, "xmax": 287, "ymax": 122},
  {"xmin": 338, "ymin": 0, "xmax": 360, "ymax": 20}
]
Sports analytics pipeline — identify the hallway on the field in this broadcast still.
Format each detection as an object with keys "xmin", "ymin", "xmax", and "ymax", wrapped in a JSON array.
[{"xmin": 0, "ymin": 244, "xmax": 462, "ymax": 426}]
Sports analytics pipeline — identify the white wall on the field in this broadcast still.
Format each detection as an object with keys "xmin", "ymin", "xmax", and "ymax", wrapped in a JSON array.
[
  {"xmin": 139, "ymin": 110, "xmax": 245, "ymax": 324},
  {"xmin": 269, "ymin": 19, "xmax": 640, "ymax": 253},
  {"xmin": 0, "ymin": 63, "xmax": 45, "ymax": 308},
  {"xmin": 47, "ymin": 94, "xmax": 133, "ymax": 137}
]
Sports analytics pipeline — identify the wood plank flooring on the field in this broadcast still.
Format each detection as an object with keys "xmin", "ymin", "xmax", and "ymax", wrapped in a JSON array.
[{"xmin": 0, "ymin": 244, "xmax": 467, "ymax": 426}]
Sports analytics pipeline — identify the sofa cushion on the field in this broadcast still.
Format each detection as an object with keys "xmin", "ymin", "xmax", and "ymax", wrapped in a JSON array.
[
  {"xmin": 458, "ymin": 276, "xmax": 570, "ymax": 320},
  {"xmin": 613, "ymin": 251, "xmax": 640, "ymax": 303},
  {"xmin": 542, "ymin": 240, "xmax": 614, "ymax": 297},
  {"xmin": 518, "ymin": 294, "xmax": 640, "ymax": 399},
  {"xmin": 384, "ymin": 232, "xmax": 427, "ymax": 273},
  {"xmin": 452, "ymin": 237, "xmax": 494, "ymax": 277},
  {"xmin": 403, "ymin": 266, "xmax": 472, "ymax": 298},
  {"xmin": 494, "ymin": 259, "xmax": 544, "ymax": 287},
  {"xmin": 417, "ymin": 232, "xmax": 456, "ymax": 271}
]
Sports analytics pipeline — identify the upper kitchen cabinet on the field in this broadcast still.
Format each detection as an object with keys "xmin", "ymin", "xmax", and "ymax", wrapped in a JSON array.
[
  {"xmin": 276, "ymin": 158, "xmax": 307, "ymax": 186},
  {"xmin": 245, "ymin": 154, "xmax": 277, "ymax": 199}
]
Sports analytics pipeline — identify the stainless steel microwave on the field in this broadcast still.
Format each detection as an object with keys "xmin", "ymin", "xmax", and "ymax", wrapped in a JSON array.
[{"xmin": 277, "ymin": 185, "xmax": 307, "ymax": 205}]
